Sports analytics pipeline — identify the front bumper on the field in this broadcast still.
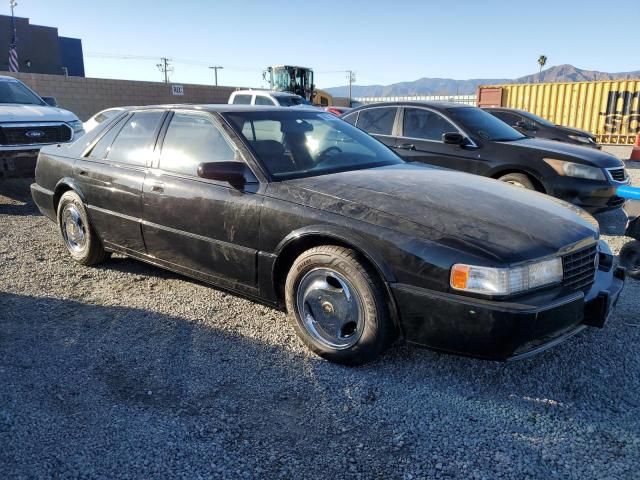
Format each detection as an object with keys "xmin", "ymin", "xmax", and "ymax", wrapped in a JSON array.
[
  {"xmin": 0, "ymin": 148, "xmax": 40, "ymax": 178},
  {"xmin": 391, "ymin": 245, "xmax": 625, "ymax": 360},
  {"xmin": 546, "ymin": 176, "xmax": 628, "ymax": 213}
]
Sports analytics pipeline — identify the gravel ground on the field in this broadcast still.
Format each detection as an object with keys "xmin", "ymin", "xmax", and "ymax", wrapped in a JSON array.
[{"xmin": 1, "ymin": 167, "xmax": 639, "ymax": 480}]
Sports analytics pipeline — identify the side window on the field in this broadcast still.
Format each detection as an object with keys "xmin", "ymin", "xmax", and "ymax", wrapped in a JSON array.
[
  {"xmin": 255, "ymin": 96, "xmax": 276, "ymax": 106},
  {"xmin": 356, "ymin": 107, "xmax": 396, "ymax": 135},
  {"xmin": 106, "ymin": 111, "xmax": 165, "ymax": 166},
  {"xmin": 232, "ymin": 94, "xmax": 252, "ymax": 105},
  {"xmin": 402, "ymin": 108, "xmax": 457, "ymax": 141},
  {"xmin": 159, "ymin": 113, "xmax": 235, "ymax": 176},
  {"xmin": 241, "ymin": 119, "xmax": 283, "ymax": 143},
  {"xmin": 492, "ymin": 111, "xmax": 520, "ymax": 126},
  {"xmin": 86, "ymin": 115, "xmax": 128, "ymax": 160},
  {"xmin": 342, "ymin": 112, "xmax": 358, "ymax": 126}
]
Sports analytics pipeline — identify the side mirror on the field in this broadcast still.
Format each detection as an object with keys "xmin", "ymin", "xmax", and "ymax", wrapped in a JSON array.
[
  {"xmin": 442, "ymin": 132, "xmax": 465, "ymax": 145},
  {"xmin": 515, "ymin": 120, "xmax": 535, "ymax": 131},
  {"xmin": 42, "ymin": 96, "xmax": 58, "ymax": 107},
  {"xmin": 197, "ymin": 161, "xmax": 248, "ymax": 187}
]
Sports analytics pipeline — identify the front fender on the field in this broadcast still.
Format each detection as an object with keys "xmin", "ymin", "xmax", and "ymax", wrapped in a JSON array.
[{"xmin": 274, "ymin": 224, "xmax": 397, "ymax": 283}]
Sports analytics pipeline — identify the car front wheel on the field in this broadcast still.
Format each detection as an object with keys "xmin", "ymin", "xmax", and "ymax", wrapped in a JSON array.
[
  {"xmin": 57, "ymin": 190, "xmax": 110, "ymax": 265},
  {"xmin": 285, "ymin": 245, "xmax": 395, "ymax": 365},
  {"xmin": 498, "ymin": 172, "xmax": 536, "ymax": 190}
]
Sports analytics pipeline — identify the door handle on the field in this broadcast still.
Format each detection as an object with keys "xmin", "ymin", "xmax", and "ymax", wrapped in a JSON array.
[
  {"xmin": 397, "ymin": 143, "xmax": 416, "ymax": 151},
  {"xmin": 78, "ymin": 170, "xmax": 88, "ymax": 176},
  {"xmin": 151, "ymin": 182, "xmax": 165, "ymax": 193}
]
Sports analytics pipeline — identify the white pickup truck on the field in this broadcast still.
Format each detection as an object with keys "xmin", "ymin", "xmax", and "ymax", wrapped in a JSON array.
[{"xmin": 0, "ymin": 75, "xmax": 84, "ymax": 178}]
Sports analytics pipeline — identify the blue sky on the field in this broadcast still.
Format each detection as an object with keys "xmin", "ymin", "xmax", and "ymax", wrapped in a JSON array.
[{"xmin": 9, "ymin": 0, "xmax": 640, "ymax": 88}]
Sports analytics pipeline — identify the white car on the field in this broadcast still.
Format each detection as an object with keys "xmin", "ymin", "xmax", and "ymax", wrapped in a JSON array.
[
  {"xmin": 228, "ymin": 89, "xmax": 313, "ymax": 107},
  {"xmin": 83, "ymin": 107, "xmax": 127, "ymax": 133},
  {"xmin": 0, "ymin": 75, "xmax": 84, "ymax": 177}
]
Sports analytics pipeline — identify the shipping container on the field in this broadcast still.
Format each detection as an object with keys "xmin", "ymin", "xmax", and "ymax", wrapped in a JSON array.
[{"xmin": 477, "ymin": 80, "xmax": 640, "ymax": 145}]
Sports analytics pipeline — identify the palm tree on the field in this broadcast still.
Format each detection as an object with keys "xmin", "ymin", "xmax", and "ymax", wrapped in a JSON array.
[{"xmin": 537, "ymin": 55, "xmax": 548, "ymax": 81}]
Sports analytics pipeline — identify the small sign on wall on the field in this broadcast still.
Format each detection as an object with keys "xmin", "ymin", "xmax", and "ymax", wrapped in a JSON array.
[{"xmin": 172, "ymin": 85, "xmax": 184, "ymax": 96}]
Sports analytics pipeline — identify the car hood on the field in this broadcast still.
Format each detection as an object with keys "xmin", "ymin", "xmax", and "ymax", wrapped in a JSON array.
[
  {"xmin": 497, "ymin": 137, "xmax": 621, "ymax": 167},
  {"xmin": 279, "ymin": 164, "xmax": 598, "ymax": 263},
  {"xmin": 0, "ymin": 104, "xmax": 79, "ymax": 123},
  {"xmin": 554, "ymin": 124, "xmax": 596, "ymax": 139}
]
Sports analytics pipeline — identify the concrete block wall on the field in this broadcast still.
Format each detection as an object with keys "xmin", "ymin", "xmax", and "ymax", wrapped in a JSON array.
[{"xmin": 1, "ymin": 71, "xmax": 238, "ymax": 120}]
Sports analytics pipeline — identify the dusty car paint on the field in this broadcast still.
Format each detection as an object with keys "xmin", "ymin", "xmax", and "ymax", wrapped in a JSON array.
[{"xmin": 31, "ymin": 105, "xmax": 625, "ymax": 360}]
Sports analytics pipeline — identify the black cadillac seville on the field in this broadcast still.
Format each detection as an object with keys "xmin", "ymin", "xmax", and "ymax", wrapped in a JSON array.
[{"xmin": 31, "ymin": 105, "xmax": 625, "ymax": 365}]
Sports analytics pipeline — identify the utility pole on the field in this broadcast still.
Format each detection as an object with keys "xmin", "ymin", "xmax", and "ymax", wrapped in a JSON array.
[
  {"xmin": 346, "ymin": 70, "xmax": 356, "ymax": 105},
  {"xmin": 209, "ymin": 66, "xmax": 223, "ymax": 86},
  {"xmin": 156, "ymin": 57, "xmax": 173, "ymax": 83}
]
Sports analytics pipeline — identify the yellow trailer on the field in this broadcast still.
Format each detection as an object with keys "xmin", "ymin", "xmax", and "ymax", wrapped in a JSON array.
[{"xmin": 477, "ymin": 80, "xmax": 640, "ymax": 145}]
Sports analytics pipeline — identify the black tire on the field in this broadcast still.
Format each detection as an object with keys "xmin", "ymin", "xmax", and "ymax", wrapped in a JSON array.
[
  {"xmin": 619, "ymin": 241, "xmax": 640, "ymax": 280},
  {"xmin": 285, "ymin": 245, "xmax": 396, "ymax": 365},
  {"xmin": 498, "ymin": 172, "xmax": 536, "ymax": 190},
  {"xmin": 57, "ymin": 191, "xmax": 110, "ymax": 266}
]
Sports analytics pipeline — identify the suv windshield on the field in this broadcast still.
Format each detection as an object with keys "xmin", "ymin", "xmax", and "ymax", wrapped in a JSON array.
[
  {"xmin": 224, "ymin": 110, "xmax": 403, "ymax": 180},
  {"xmin": 0, "ymin": 80, "xmax": 45, "ymax": 105},
  {"xmin": 275, "ymin": 95, "xmax": 311, "ymax": 107},
  {"xmin": 448, "ymin": 107, "xmax": 526, "ymax": 142}
]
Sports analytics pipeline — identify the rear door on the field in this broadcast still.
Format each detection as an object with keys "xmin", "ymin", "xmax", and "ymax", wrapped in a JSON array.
[
  {"xmin": 396, "ymin": 107, "xmax": 480, "ymax": 173},
  {"xmin": 354, "ymin": 106, "xmax": 398, "ymax": 149},
  {"xmin": 142, "ymin": 111, "xmax": 263, "ymax": 291},
  {"xmin": 73, "ymin": 110, "xmax": 166, "ymax": 253}
]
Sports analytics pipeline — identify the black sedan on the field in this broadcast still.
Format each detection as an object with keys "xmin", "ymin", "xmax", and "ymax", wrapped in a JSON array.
[
  {"xmin": 31, "ymin": 105, "xmax": 624, "ymax": 365},
  {"xmin": 343, "ymin": 102, "xmax": 628, "ymax": 213},
  {"xmin": 484, "ymin": 107, "xmax": 601, "ymax": 149}
]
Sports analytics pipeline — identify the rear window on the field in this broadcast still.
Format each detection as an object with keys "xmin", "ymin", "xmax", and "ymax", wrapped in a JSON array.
[
  {"xmin": 356, "ymin": 107, "xmax": 396, "ymax": 135},
  {"xmin": 106, "ymin": 111, "xmax": 165, "ymax": 166},
  {"xmin": 232, "ymin": 94, "xmax": 252, "ymax": 105}
]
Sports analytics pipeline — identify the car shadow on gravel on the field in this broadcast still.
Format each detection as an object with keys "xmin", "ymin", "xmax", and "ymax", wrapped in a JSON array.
[
  {"xmin": 1, "ymin": 291, "xmax": 639, "ymax": 479},
  {"xmin": 0, "ymin": 178, "xmax": 39, "ymax": 217}
]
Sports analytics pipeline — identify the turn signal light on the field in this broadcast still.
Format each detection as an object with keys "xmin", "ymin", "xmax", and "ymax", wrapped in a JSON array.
[{"xmin": 450, "ymin": 265, "xmax": 470, "ymax": 289}]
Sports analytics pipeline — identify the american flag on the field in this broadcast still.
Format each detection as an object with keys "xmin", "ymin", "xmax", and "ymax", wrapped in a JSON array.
[
  {"xmin": 8, "ymin": 42, "xmax": 19, "ymax": 72},
  {"xmin": 8, "ymin": 2, "xmax": 18, "ymax": 73}
]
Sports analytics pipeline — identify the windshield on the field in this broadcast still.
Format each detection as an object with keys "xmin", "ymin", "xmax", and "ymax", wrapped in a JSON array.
[
  {"xmin": 224, "ymin": 110, "xmax": 404, "ymax": 180},
  {"xmin": 275, "ymin": 95, "xmax": 311, "ymax": 107},
  {"xmin": 0, "ymin": 80, "xmax": 45, "ymax": 105},
  {"xmin": 518, "ymin": 109, "xmax": 555, "ymax": 127},
  {"xmin": 447, "ymin": 107, "xmax": 526, "ymax": 142}
]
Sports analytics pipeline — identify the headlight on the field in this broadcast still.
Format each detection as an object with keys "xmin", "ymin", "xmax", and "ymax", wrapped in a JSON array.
[
  {"xmin": 67, "ymin": 120, "xmax": 84, "ymax": 133},
  {"xmin": 568, "ymin": 134, "xmax": 593, "ymax": 144},
  {"xmin": 450, "ymin": 257, "xmax": 563, "ymax": 296},
  {"xmin": 543, "ymin": 158, "xmax": 606, "ymax": 181}
]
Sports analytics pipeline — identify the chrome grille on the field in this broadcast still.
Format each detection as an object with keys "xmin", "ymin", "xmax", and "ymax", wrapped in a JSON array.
[
  {"xmin": 607, "ymin": 168, "xmax": 626, "ymax": 182},
  {"xmin": 0, "ymin": 124, "xmax": 72, "ymax": 146},
  {"xmin": 562, "ymin": 244, "xmax": 597, "ymax": 292}
]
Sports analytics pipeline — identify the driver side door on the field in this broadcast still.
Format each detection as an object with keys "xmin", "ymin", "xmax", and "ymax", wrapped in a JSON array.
[
  {"xmin": 395, "ymin": 107, "xmax": 480, "ymax": 174},
  {"xmin": 142, "ymin": 111, "xmax": 264, "ymax": 293}
]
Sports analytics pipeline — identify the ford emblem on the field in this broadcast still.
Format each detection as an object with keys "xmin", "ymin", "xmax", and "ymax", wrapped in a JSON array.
[{"xmin": 25, "ymin": 130, "xmax": 45, "ymax": 138}]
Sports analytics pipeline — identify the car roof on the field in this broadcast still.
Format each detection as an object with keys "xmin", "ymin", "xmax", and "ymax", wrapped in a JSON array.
[
  {"xmin": 124, "ymin": 104, "xmax": 318, "ymax": 114},
  {"xmin": 232, "ymin": 89, "xmax": 300, "ymax": 98},
  {"xmin": 0, "ymin": 75, "xmax": 20, "ymax": 82},
  {"xmin": 348, "ymin": 101, "xmax": 473, "ymax": 113}
]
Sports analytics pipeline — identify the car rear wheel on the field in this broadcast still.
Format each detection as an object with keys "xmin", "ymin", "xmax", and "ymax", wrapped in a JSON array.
[
  {"xmin": 57, "ymin": 191, "xmax": 110, "ymax": 265},
  {"xmin": 285, "ymin": 245, "xmax": 395, "ymax": 365},
  {"xmin": 498, "ymin": 172, "xmax": 536, "ymax": 190},
  {"xmin": 619, "ymin": 240, "xmax": 640, "ymax": 280}
]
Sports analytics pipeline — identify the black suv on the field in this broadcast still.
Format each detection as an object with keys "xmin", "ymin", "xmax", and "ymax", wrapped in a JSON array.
[
  {"xmin": 484, "ymin": 107, "xmax": 600, "ymax": 149},
  {"xmin": 343, "ymin": 102, "xmax": 628, "ymax": 213}
]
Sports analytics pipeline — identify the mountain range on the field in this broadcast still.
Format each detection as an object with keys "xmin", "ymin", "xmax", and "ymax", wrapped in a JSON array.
[{"xmin": 323, "ymin": 64, "xmax": 640, "ymax": 98}]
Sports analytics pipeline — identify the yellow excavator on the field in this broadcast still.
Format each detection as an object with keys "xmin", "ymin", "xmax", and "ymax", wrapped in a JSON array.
[{"xmin": 263, "ymin": 65, "xmax": 333, "ymax": 106}]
